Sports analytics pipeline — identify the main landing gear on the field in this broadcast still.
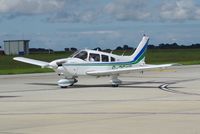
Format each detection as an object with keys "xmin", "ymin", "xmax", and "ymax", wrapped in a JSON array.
[
  {"xmin": 58, "ymin": 78, "xmax": 78, "ymax": 88},
  {"xmin": 111, "ymin": 75, "xmax": 122, "ymax": 87},
  {"xmin": 57, "ymin": 76, "xmax": 121, "ymax": 88}
]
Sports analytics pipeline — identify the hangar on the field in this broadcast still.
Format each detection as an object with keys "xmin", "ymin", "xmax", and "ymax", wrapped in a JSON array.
[{"xmin": 4, "ymin": 40, "xmax": 29, "ymax": 55}]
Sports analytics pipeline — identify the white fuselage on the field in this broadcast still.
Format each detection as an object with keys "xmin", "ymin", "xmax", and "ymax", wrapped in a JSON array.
[
  {"xmin": 13, "ymin": 36, "xmax": 161, "ymax": 88},
  {"xmin": 61, "ymin": 49, "xmax": 137, "ymax": 77}
]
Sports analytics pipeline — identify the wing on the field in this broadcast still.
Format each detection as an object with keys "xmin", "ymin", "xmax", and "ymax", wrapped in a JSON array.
[
  {"xmin": 86, "ymin": 64, "xmax": 175, "ymax": 76},
  {"xmin": 13, "ymin": 57, "xmax": 49, "ymax": 68}
]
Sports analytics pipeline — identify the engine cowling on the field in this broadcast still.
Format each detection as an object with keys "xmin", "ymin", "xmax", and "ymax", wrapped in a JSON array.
[
  {"xmin": 49, "ymin": 59, "xmax": 68, "ymax": 69},
  {"xmin": 49, "ymin": 61, "xmax": 58, "ymax": 68}
]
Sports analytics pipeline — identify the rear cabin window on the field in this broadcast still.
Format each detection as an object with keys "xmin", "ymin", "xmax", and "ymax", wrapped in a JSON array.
[
  {"xmin": 89, "ymin": 53, "xmax": 100, "ymax": 62},
  {"xmin": 102, "ymin": 55, "xmax": 109, "ymax": 62},
  {"xmin": 111, "ymin": 57, "xmax": 115, "ymax": 62},
  {"xmin": 74, "ymin": 51, "xmax": 88, "ymax": 61}
]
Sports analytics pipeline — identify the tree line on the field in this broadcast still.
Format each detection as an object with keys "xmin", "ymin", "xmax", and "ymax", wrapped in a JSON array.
[
  {"xmin": 28, "ymin": 42, "xmax": 200, "ymax": 53},
  {"xmin": 64, "ymin": 43, "xmax": 200, "ymax": 52},
  {"xmin": 148, "ymin": 43, "xmax": 200, "ymax": 49}
]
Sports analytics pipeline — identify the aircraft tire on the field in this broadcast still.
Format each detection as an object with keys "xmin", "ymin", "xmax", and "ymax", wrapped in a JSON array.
[
  {"xmin": 112, "ymin": 84, "xmax": 119, "ymax": 87},
  {"xmin": 60, "ymin": 86, "xmax": 68, "ymax": 88}
]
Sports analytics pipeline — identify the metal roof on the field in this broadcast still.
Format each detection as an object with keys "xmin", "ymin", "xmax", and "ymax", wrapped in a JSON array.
[{"xmin": 4, "ymin": 40, "xmax": 30, "ymax": 42}]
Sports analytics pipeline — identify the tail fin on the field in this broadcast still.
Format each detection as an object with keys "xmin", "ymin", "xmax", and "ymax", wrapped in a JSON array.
[{"xmin": 130, "ymin": 35, "xmax": 149, "ymax": 64}]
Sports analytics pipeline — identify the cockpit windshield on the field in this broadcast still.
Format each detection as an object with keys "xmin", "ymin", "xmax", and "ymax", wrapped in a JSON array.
[
  {"xmin": 70, "ymin": 50, "xmax": 79, "ymax": 57},
  {"xmin": 73, "ymin": 51, "xmax": 88, "ymax": 61}
]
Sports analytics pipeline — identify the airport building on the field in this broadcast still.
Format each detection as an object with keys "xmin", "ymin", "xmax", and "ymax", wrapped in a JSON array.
[{"xmin": 4, "ymin": 40, "xmax": 29, "ymax": 55}]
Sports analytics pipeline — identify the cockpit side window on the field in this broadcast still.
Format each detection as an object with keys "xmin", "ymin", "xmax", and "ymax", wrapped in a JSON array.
[
  {"xmin": 74, "ymin": 51, "xmax": 88, "ymax": 61},
  {"xmin": 102, "ymin": 55, "xmax": 109, "ymax": 62},
  {"xmin": 111, "ymin": 57, "xmax": 115, "ymax": 62},
  {"xmin": 89, "ymin": 53, "xmax": 100, "ymax": 62}
]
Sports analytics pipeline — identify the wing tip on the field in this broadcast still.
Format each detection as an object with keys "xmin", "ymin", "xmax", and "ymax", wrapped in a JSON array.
[{"xmin": 13, "ymin": 57, "xmax": 23, "ymax": 60}]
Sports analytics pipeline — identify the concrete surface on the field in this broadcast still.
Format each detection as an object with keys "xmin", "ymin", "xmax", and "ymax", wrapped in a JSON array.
[{"xmin": 0, "ymin": 65, "xmax": 200, "ymax": 134}]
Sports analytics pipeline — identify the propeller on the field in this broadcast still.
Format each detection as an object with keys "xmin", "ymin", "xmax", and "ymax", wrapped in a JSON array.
[{"xmin": 48, "ymin": 59, "xmax": 68, "ymax": 69}]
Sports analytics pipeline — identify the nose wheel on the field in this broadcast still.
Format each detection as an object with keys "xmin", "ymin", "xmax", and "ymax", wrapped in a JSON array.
[{"xmin": 58, "ymin": 78, "xmax": 78, "ymax": 88}]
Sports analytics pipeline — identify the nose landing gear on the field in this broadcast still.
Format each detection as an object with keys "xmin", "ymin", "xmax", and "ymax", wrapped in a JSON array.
[{"xmin": 58, "ymin": 78, "xmax": 78, "ymax": 88}]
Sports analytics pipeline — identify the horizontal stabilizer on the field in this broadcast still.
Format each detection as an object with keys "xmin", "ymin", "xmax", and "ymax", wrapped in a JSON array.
[
  {"xmin": 86, "ymin": 64, "xmax": 175, "ymax": 76},
  {"xmin": 13, "ymin": 57, "xmax": 49, "ymax": 68}
]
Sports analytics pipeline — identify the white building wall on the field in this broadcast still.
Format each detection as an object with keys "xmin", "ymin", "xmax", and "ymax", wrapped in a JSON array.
[
  {"xmin": 10, "ymin": 42, "xmax": 18, "ymax": 55},
  {"xmin": 19, "ymin": 41, "xmax": 23, "ymax": 52},
  {"xmin": 4, "ymin": 40, "xmax": 29, "ymax": 55},
  {"xmin": 4, "ymin": 42, "xmax": 10, "ymax": 55}
]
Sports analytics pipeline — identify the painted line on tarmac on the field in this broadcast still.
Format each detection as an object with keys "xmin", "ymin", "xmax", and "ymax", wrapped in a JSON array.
[
  {"xmin": 159, "ymin": 82, "xmax": 200, "ymax": 96},
  {"xmin": 1, "ymin": 112, "xmax": 200, "ymax": 115}
]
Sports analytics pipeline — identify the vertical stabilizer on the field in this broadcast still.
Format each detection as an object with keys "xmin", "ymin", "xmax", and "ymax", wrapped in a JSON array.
[{"xmin": 130, "ymin": 35, "xmax": 149, "ymax": 64}]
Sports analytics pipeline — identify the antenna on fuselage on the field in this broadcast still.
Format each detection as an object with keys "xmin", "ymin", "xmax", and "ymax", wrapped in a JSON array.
[{"xmin": 122, "ymin": 50, "xmax": 126, "ymax": 56}]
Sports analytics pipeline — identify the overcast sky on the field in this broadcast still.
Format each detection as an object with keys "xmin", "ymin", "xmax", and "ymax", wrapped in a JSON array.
[{"xmin": 0, "ymin": 0, "xmax": 200, "ymax": 50}]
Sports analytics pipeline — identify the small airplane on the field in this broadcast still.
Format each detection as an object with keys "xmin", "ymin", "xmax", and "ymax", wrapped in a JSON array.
[{"xmin": 14, "ymin": 35, "xmax": 174, "ymax": 88}]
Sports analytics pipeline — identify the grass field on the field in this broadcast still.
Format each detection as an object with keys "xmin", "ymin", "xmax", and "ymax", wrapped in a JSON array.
[
  {"xmin": 0, "ymin": 52, "xmax": 73, "ymax": 75},
  {"xmin": 114, "ymin": 49, "xmax": 200, "ymax": 65},
  {"xmin": 0, "ymin": 49, "xmax": 199, "ymax": 75},
  {"xmin": 146, "ymin": 49, "xmax": 200, "ymax": 64}
]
